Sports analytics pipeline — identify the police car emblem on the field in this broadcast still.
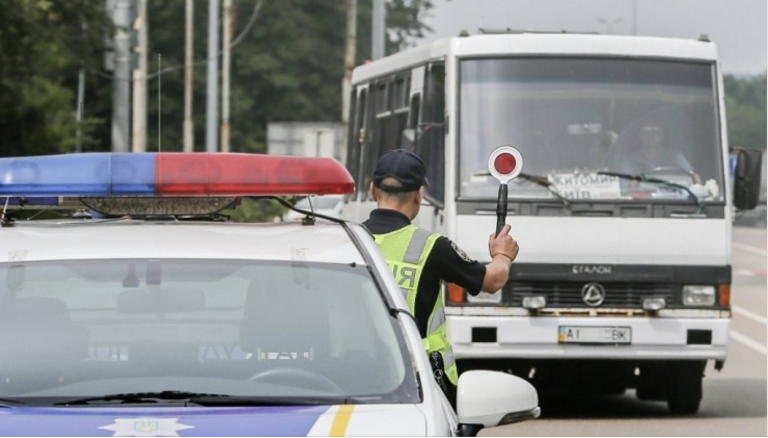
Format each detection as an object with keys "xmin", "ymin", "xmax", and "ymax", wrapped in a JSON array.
[
  {"xmin": 99, "ymin": 417, "xmax": 194, "ymax": 436},
  {"xmin": 451, "ymin": 241, "xmax": 474, "ymax": 263}
]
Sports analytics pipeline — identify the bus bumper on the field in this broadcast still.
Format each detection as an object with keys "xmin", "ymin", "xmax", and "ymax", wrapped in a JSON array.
[{"xmin": 446, "ymin": 313, "xmax": 730, "ymax": 361}]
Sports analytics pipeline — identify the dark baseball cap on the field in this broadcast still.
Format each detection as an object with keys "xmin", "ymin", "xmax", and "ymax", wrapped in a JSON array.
[{"xmin": 373, "ymin": 149, "xmax": 429, "ymax": 193}]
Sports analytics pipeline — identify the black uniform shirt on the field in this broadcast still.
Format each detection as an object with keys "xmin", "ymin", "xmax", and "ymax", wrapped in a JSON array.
[{"xmin": 363, "ymin": 208, "xmax": 486, "ymax": 337}]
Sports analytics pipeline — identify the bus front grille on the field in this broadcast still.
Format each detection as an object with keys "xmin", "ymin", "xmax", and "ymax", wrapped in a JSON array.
[{"xmin": 506, "ymin": 281, "xmax": 674, "ymax": 308}]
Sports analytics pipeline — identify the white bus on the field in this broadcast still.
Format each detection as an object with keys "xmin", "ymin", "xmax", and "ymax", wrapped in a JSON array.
[{"xmin": 341, "ymin": 30, "xmax": 763, "ymax": 415}]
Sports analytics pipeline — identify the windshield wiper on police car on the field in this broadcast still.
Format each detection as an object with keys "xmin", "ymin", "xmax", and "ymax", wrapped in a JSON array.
[
  {"xmin": 53, "ymin": 390, "xmax": 228, "ymax": 406},
  {"xmin": 596, "ymin": 171, "xmax": 703, "ymax": 213},
  {"xmin": 0, "ymin": 397, "xmax": 25, "ymax": 407},
  {"xmin": 53, "ymin": 390, "xmax": 360, "ymax": 407}
]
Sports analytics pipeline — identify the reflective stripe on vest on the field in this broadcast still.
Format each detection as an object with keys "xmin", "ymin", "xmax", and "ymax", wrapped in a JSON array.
[{"xmin": 373, "ymin": 224, "xmax": 458, "ymax": 385}]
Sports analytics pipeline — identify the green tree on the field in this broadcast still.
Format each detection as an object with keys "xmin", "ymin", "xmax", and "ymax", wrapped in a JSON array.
[
  {"xmin": 724, "ymin": 73, "xmax": 767, "ymax": 150},
  {"xmin": 1, "ymin": 1, "xmax": 438, "ymax": 157},
  {"xmin": 0, "ymin": 0, "xmax": 112, "ymax": 156},
  {"xmin": 385, "ymin": 0, "xmax": 437, "ymax": 54},
  {"xmin": 139, "ymin": 0, "xmax": 439, "ymax": 155}
]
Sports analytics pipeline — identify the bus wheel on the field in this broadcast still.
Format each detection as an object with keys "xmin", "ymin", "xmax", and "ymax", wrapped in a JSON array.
[{"xmin": 666, "ymin": 360, "xmax": 705, "ymax": 415}]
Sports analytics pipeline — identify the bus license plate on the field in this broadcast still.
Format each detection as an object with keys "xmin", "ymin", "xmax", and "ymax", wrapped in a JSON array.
[{"xmin": 558, "ymin": 326, "xmax": 631, "ymax": 344}]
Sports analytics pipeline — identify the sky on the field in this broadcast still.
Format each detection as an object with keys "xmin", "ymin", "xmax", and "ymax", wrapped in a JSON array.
[{"xmin": 418, "ymin": 0, "xmax": 767, "ymax": 75}]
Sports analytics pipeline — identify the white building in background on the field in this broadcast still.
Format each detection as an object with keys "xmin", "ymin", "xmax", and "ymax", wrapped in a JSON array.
[{"xmin": 267, "ymin": 122, "xmax": 346, "ymax": 164}]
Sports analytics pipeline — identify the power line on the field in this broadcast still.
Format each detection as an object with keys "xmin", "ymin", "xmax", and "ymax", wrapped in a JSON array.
[{"xmin": 72, "ymin": 0, "xmax": 267, "ymax": 83}]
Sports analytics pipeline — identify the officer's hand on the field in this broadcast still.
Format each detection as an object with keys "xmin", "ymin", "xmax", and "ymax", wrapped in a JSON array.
[{"xmin": 488, "ymin": 224, "xmax": 519, "ymax": 263}]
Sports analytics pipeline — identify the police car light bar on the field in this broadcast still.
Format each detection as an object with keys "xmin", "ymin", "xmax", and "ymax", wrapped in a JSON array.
[{"xmin": 0, "ymin": 153, "xmax": 355, "ymax": 197}]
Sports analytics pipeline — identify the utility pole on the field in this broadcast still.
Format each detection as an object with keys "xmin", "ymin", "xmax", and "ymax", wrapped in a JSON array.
[
  {"xmin": 110, "ymin": 0, "xmax": 133, "ymax": 152},
  {"xmin": 131, "ymin": 0, "xmax": 148, "ymax": 152},
  {"xmin": 76, "ymin": 65, "xmax": 86, "ymax": 153},
  {"xmin": 342, "ymin": 0, "xmax": 357, "ymax": 141},
  {"xmin": 220, "ymin": 0, "xmax": 233, "ymax": 153},
  {"xmin": 206, "ymin": 0, "xmax": 220, "ymax": 153},
  {"xmin": 184, "ymin": 0, "xmax": 195, "ymax": 152},
  {"xmin": 76, "ymin": 19, "xmax": 87, "ymax": 153},
  {"xmin": 597, "ymin": 16, "xmax": 623, "ymax": 35},
  {"xmin": 372, "ymin": 0, "xmax": 385, "ymax": 60},
  {"xmin": 632, "ymin": 0, "xmax": 638, "ymax": 35}
]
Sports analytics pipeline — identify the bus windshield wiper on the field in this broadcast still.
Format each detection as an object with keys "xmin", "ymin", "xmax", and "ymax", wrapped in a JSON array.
[
  {"xmin": 517, "ymin": 173, "xmax": 570, "ymax": 208},
  {"xmin": 472, "ymin": 171, "xmax": 570, "ymax": 207},
  {"xmin": 597, "ymin": 171, "xmax": 703, "ymax": 213}
]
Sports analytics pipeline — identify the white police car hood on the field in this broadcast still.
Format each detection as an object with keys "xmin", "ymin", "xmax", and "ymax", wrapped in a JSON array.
[{"xmin": 0, "ymin": 404, "xmax": 428, "ymax": 436}]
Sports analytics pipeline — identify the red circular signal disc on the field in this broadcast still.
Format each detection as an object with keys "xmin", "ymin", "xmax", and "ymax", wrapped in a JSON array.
[
  {"xmin": 487, "ymin": 146, "xmax": 523, "ymax": 183},
  {"xmin": 494, "ymin": 153, "xmax": 517, "ymax": 175}
]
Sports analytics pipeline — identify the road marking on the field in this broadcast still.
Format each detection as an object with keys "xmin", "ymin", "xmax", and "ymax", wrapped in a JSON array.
[
  {"xmin": 733, "ymin": 268, "xmax": 767, "ymax": 277},
  {"xmin": 732, "ymin": 242, "xmax": 767, "ymax": 256},
  {"xmin": 730, "ymin": 330, "xmax": 767, "ymax": 356},
  {"xmin": 733, "ymin": 305, "xmax": 768, "ymax": 325}
]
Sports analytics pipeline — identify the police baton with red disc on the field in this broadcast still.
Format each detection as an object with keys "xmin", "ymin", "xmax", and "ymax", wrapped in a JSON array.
[{"xmin": 487, "ymin": 146, "xmax": 523, "ymax": 236}]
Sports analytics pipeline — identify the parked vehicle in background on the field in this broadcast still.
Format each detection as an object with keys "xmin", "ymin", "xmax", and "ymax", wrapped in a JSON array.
[
  {"xmin": 283, "ymin": 195, "xmax": 345, "ymax": 222},
  {"xmin": 341, "ymin": 30, "xmax": 764, "ymax": 415}
]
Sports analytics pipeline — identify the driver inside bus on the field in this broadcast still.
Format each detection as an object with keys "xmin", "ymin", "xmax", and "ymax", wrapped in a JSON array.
[
  {"xmin": 612, "ymin": 119, "xmax": 700, "ymax": 184},
  {"xmin": 638, "ymin": 120, "xmax": 694, "ymax": 171}
]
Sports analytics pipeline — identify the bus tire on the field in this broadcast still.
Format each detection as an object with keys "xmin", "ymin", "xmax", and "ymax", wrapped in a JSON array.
[{"xmin": 666, "ymin": 360, "xmax": 705, "ymax": 415}]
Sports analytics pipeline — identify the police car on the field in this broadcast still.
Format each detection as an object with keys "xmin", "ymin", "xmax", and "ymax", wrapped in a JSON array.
[{"xmin": 0, "ymin": 153, "xmax": 539, "ymax": 437}]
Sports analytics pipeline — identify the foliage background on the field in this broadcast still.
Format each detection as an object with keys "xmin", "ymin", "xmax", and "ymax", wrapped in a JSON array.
[{"xmin": 0, "ymin": 0, "xmax": 764, "ymax": 221}]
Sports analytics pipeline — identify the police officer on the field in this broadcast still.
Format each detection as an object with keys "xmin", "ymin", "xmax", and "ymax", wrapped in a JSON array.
[{"xmin": 363, "ymin": 149, "xmax": 519, "ymax": 407}]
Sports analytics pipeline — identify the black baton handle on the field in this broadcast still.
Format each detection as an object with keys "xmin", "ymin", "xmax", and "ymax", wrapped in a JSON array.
[{"xmin": 496, "ymin": 183, "xmax": 508, "ymax": 236}]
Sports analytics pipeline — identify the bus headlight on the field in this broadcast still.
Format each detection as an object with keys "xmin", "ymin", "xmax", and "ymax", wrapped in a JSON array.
[{"xmin": 682, "ymin": 285, "xmax": 716, "ymax": 306}]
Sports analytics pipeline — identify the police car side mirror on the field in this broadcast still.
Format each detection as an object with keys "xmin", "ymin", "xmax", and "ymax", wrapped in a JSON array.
[{"xmin": 456, "ymin": 370, "xmax": 540, "ymax": 436}]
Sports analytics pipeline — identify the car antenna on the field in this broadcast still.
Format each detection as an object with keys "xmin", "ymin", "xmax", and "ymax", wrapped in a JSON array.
[{"xmin": 301, "ymin": 196, "xmax": 317, "ymax": 226}]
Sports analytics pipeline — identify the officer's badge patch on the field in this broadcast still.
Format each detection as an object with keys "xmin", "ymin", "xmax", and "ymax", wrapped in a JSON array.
[{"xmin": 451, "ymin": 241, "xmax": 474, "ymax": 262}]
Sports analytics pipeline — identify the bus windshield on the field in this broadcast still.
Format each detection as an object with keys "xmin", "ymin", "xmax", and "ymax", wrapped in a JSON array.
[{"xmin": 459, "ymin": 58, "xmax": 724, "ymax": 201}]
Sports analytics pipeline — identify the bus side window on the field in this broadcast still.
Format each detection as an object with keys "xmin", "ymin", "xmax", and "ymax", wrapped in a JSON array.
[
  {"xmin": 401, "ymin": 93, "xmax": 421, "ymax": 150},
  {"xmin": 360, "ymin": 81, "xmax": 390, "ymax": 200},
  {"xmin": 420, "ymin": 62, "xmax": 446, "ymax": 204},
  {"xmin": 366, "ymin": 77, "xmax": 413, "ymax": 201},
  {"xmin": 348, "ymin": 88, "xmax": 367, "ymax": 200},
  {"xmin": 409, "ymin": 94, "xmax": 421, "ymax": 130},
  {"xmin": 392, "ymin": 76, "xmax": 410, "ymax": 152},
  {"xmin": 371, "ymin": 83, "xmax": 389, "ymax": 200}
]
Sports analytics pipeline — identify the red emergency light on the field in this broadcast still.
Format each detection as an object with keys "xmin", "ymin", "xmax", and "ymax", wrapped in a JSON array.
[
  {"xmin": 155, "ymin": 153, "xmax": 355, "ymax": 196},
  {"xmin": 487, "ymin": 146, "xmax": 523, "ymax": 184}
]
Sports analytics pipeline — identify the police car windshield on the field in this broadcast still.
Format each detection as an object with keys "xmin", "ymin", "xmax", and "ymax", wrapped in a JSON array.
[{"xmin": 0, "ymin": 259, "xmax": 419, "ymax": 405}]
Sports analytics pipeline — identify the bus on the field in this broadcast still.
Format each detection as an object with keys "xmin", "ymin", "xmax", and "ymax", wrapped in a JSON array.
[{"xmin": 341, "ymin": 30, "xmax": 763, "ymax": 415}]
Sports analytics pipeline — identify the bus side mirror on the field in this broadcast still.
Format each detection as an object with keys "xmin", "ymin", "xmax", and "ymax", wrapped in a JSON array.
[{"xmin": 733, "ymin": 147, "xmax": 763, "ymax": 210}]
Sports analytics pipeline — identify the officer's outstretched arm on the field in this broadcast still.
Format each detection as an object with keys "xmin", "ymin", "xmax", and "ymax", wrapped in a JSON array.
[{"xmin": 481, "ymin": 224, "xmax": 518, "ymax": 293}]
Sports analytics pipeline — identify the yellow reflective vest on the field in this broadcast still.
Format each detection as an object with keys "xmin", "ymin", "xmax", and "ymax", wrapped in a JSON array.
[{"xmin": 373, "ymin": 224, "xmax": 458, "ymax": 385}]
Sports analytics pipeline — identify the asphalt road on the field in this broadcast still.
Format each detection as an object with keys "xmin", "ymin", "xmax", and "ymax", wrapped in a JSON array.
[{"xmin": 484, "ymin": 226, "xmax": 767, "ymax": 437}]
